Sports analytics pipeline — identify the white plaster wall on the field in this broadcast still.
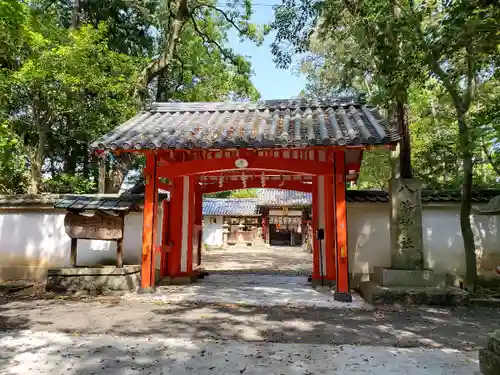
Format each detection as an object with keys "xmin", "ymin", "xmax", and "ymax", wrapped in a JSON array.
[
  {"xmin": 347, "ymin": 203, "xmax": 391, "ymax": 277},
  {"xmin": 2, "ymin": 203, "xmax": 500, "ymax": 281},
  {"xmin": 422, "ymin": 205, "xmax": 500, "ymax": 277},
  {"xmin": 202, "ymin": 216, "xmax": 224, "ymax": 247},
  {"xmin": 0, "ymin": 207, "xmax": 163, "ymax": 270},
  {"xmin": 346, "ymin": 203, "xmax": 500, "ymax": 279}
]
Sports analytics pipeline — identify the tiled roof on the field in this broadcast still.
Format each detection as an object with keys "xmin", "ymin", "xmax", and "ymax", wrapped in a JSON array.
[
  {"xmin": 0, "ymin": 194, "xmax": 62, "ymax": 208},
  {"xmin": 256, "ymin": 189, "xmax": 312, "ymax": 207},
  {"xmin": 0, "ymin": 193, "xmax": 168, "ymax": 209},
  {"xmin": 202, "ymin": 198, "xmax": 261, "ymax": 216},
  {"xmin": 90, "ymin": 97, "xmax": 399, "ymax": 151},
  {"xmin": 54, "ymin": 196, "xmax": 142, "ymax": 212},
  {"xmin": 2, "ymin": 189, "xmax": 499, "ymax": 211},
  {"xmin": 420, "ymin": 190, "xmax": 500, "ymax": 203},
  {"xmin": 256, "ymin": 189, "xmax": 500, "ymax": 206}
]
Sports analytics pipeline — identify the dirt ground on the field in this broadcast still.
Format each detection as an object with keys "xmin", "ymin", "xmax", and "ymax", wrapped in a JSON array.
[
  {"xmin": 0, "ymin": 246, "xmax": 498, "ymax": 374},
  {"xmin": 0, "ymin": 295, "xmax": 497, "ymax": 351},
  {"xmin": 201, "ymin": 245, "xmax": 312, "ymax": 274}
]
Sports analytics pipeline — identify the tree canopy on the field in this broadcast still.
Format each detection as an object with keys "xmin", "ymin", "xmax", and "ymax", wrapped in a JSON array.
[
  {"xmin": 271, "ymin": 0, "xmax": 500, "ymax": 290},
  {"xmin": 0, "ymin": 0, "xmax": 262, "ymax": 194}
]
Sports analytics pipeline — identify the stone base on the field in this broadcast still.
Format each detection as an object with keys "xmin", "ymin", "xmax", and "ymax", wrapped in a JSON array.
[
  {"xmin": 46, "ymin": 265, "xmax": 140, "ymax": 293},
  {"xmin": 373, "ymin": 267, "xmax": 445, "ymax": 287},
  {"xmin": 137, "ymin": 286, "xmax": 156, "ymax": 294},
  {"xmin": 479, "ymin": 348, "xmax": 500, "ymax": 375},
  {"xmin": 157, "ymin": 275, "xmax": 198, "ymax": 286},
  {"xmin": 311, "ymin": 278, "xmax": 336, "ymax": 287},
  {"xmin": 359, "ymin": 281, "xmax": 469, "ymax": 305},
  {"xmin": 334, "ymin": 291, "xmax": 353, "ymax": 303}
]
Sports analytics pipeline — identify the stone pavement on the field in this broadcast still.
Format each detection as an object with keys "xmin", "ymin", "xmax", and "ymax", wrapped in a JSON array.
[
  {"xmin": 130, "ymin": 274, "xmax": 370, "ymax": 309},
  {"xmin": 0, "ymin": 330, "xmax": 479, "ymax": 375}
]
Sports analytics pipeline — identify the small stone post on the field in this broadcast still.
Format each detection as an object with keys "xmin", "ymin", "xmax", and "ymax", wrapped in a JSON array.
[
  {"xmin": 479, "ymin": 330, "xmax": 500, "ymax": 375},
  {"xmin": 222, "ymin": 222, "xmax": 229, "ymax": 247}
]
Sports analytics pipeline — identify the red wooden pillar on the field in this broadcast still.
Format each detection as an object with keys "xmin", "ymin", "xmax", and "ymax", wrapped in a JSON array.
[
  {"xmin": 167, "ymin": 176, "xmax": 195, "ymax": 279},
  {"xmin": 323, "ymin": 174, "xmax": 336, "ymax": 284},
  {"xmin": 311, "ymin": 176, "xmax": 320, "ymax": 281},
  {"xmin": 186, "ymin": 176, "xmax": 195, "ymax": 275},
  {"xmin": 160, "ymin": 199, "xmax": 169, "ymax": 278},
  {"xmin": 140, "ymin": 153, "xmax": 158, "ymax": 292},
  {"xmin": 194, "ymin": 188, "xmax": 203, "ymax": 267},
  {"xmin": 166, "ymin": 177, "xmax": 183, "ymax": 277},
  {"xmin": 334, "ymin": 151, "xmax": 352, "ymax": 302}
]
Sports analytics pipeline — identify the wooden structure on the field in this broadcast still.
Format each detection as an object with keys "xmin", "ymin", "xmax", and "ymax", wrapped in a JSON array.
[
  {"xmin": 91, "ymin": 96, "xmax": 399, "ymax": 301},
  {"xmin": 55, "ymin": 195, "xmax": 142, "ymax": 268}
]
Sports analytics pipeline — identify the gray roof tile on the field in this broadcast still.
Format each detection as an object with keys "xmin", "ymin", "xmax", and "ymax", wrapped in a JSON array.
[
  {"xmin": 91, "ymin": 97, "xmax": 398, "ymax": 151},
  {"xmin": 257, "ymin": 190, "xmax": 312, "ymax": 207},
  {"xmin": 202, "ymin": 198, "xmax": 261, "ymax": 216}
]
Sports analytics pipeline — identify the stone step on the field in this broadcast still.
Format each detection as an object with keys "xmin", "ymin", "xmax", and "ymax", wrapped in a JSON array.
[
  {"xmin": 359, "ymin": 282, "xmax": 469, "ymax": 306},
  {"xmin": 372, "ymin": 267, "xmax": 446, "ymax": 288}
]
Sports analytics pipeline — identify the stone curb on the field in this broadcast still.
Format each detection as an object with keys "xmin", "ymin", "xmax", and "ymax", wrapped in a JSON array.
[{"xmin": 479, "ymin": 348, "xmax": 500, "ymax": 375}]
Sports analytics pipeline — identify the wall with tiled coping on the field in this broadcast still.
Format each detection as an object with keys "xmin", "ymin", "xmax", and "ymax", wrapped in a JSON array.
[{"xmin": 1, "ymin": 202, "xmax": 499, "ymax": 281}]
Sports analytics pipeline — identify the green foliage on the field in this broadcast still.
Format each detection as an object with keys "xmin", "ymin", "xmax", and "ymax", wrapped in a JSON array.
[
  {"xmin": 205, "ymin": 189, "xmax": 259, "ymax": 198},
  {"xmin": 274, "ymin": 0, "xmax": 500, "ymax": 290},
  {"xmin": 228, "ymin": 189, "xmax": 259, "ymax": 198},
  {"xmin": 0, "ymin": 121, "xmax": 28, "ymax": 194},
  {"xmin": 356, "ymin": 150, "xmax": 391, "ymax": 190},
  {"xmin": 0, "ymin": 0, "xmax": 261, "ymax": 194},
  {"xmin": 42, "ymin": 173, "xmax": 96, "ymax": 194}
]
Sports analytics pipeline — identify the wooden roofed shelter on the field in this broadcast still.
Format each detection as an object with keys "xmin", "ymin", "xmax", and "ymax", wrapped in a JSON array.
[{"xmin": 91, "ymin": 95, "xmax": 399, "ymax": 301}]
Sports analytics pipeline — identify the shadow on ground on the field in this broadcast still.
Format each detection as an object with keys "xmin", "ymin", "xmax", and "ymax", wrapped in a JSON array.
[{"xmin": 0, "ymin": 296, "xmax": 496, "ymax": 351}]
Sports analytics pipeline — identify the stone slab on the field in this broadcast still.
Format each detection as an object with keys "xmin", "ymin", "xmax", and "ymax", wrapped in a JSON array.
[
  {"xmin": 46, "ymin": 266, "xmax": 140, "ymax": 292},
  {"xmin": 0, "ymin": 330, "xmax": 480, "ymax": 375},
  {"xmin": 47, "ymin": 265, "xmax": 141, "ymax": 276},
  {"xmin": 128, "ymin": 274, "xmax": 372, "ymax": 310},
  {"xmin": 359, "ymin": 281, "xmax": 469, "ymax": 306},
  {"xmin": 479, "ymin": 348, "xmax": 500, "ymax": 375},
  {"xmin": 373, "ymin": 267, "xmax": 445, "ymax": 287},
  {"xmin": 487, "ymin": 330, "xmax": 500, "ymax": 355}
]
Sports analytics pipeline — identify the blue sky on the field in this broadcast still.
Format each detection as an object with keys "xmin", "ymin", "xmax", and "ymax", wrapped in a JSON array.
[{"xmin": 226, "ymin": 2, "xmax": 307, "ymax": 100}]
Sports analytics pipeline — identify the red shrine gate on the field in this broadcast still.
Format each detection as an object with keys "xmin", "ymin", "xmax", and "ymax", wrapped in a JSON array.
[{"xmin": 91, "ymin": 97, "xmax": 398, "ymax": 302}]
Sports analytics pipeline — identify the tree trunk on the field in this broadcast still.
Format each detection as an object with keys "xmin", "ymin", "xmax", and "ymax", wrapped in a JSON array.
[
  {"xmin": 156, "ymin": 70, "xmax": 167, "ymax": 101},
  {"xmin": 28, "ymin": 133, "xmax": 45, "ymax": 194},
  {"xmin": 105, "ymin": 153, "xmax": 134, "ymax": 193},
  {"xmin": 72, "ymin": 0, "xmax": 80, "ymax": 29},
  {"xmin": 395, "ymin": 98, "xmax": 412, "ymax": 179},
  {"xmin": 28, "ymin": 93, "xmax": 46, "ymax": 194},
  {"xmin": 457, "ymin": 111, "xmax": 477, "ymax": 292},
  {"xmin": 83, "ymin": 143, "xmax": 89, "ymax": 178},
  {"xmin": 64, "ymin": 144, "xmax": 77, "ymax": 174},
  {"xmin": 140, "ymin": 0, "xmax": 189, "ymax": 89}
]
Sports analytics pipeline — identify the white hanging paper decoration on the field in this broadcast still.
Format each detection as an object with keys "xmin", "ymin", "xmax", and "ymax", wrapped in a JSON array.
[
  {"xmin": 241, "ymin": 173, "xmax": 247, "ymax": 188},
  {"xmin": 260, "ymin": 172, "xmax": 266, "ymax": 188},
  {"xmin": 218, "ymin": 174, "xmax": 224, "ymax": 188}
]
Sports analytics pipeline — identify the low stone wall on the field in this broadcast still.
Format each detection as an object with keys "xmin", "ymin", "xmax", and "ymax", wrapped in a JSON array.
[
  {"xmin": 46, "ymin": 265, "xmax": 140, "ymax": 293},
  {"xmin": 479, "ymin": 330, "xmax": 500, "ymax": 375}
]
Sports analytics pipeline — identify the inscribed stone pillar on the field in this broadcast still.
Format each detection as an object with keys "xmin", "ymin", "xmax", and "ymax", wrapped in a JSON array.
[
  {"xmin": 389, "ymin": 178, "xmax": 424, "ymax": 270},
  {"xmin": 389, "ymin": 141, "xmax": 424, "ymax": 270}
]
